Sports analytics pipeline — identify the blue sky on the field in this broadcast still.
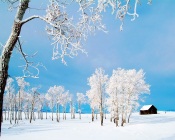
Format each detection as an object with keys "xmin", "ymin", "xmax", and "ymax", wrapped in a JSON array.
[{"xmin": 0, "ymin": 0, "xmax": 175, "ymax": 112}]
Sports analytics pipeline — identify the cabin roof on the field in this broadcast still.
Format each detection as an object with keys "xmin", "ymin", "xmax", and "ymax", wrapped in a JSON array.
[{"xmin": 140, "ymin": 105, "xmax": 153, "ymax": 111}]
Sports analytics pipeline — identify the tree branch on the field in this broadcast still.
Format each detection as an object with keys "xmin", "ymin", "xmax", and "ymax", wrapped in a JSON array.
[
  {"xmin": 21, "ymin": 15, "xmax": 59, "ymax": 29},
  {"xmin": 16, "ymin": 38, "xmax": 46, "ymax": 78},
  {"xmin": 21, "ymin": 15, "xmax": 40, "ymax": 25}
]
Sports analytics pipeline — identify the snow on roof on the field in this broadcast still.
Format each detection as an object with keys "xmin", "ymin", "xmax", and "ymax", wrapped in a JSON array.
[{"xmin": 140, "ymin": 105, "xmax": 153, "ymax": 110}]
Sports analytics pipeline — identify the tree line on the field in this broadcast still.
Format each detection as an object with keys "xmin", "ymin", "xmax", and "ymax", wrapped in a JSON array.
[
  {"xmin": 3, "ymin": 67, "xmax": 150, "ymax": 128},
  {"xmin": 3, "ymin": 77, "xmax": 86, "ymax": 124}
]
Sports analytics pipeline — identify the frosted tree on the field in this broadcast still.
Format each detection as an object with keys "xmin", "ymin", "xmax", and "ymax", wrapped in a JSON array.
[
  {"xmin": 29, "ymin": 87, "xmax": 40, "ymax": 123},
  {"xmin": 45, "ymin": 86, "xmax": 57, "ymax": 121},
  {"xmin": 45, "ymin": 85, "xmax": 66, "ymax": 121},
  {"xmin": 60, "ymin": 90, "xmax": 70, "ymax": 120},
  {"xmin": 4, "ymin": 78, "xmax": 15, "ymax": 124},
  {"xmin": 69, "ymin": 94, "xmax": 76, "ymax": 119},
  {"xmin": 124, "ymin": 69, "xmax": 150, "ymax": 123},
  {"xmin": 77, "ymin": 92, "xmax": 86, "ymax": 119},
  {"xmin": 16, "ymin": 77, "xmax": 30, "ymax": 121},
  {"xmin": 23, "ymin": 93, "xmax": 31, "ymax": 120},
  {"xmin": 106, "ymin": 68, "xmax": 150, "ymax": 127},
  {"xmin": 0, "ymin": 0, "xmax": 151, "ymax": 134},
  {"xmin": 54, "ymin": 86, "xmax": 65, "ymax": 122},
  {"xmin": 106, "ymin": 68, "xmax": 125, "ymax": 126},
  {"xmin": 87, "ymin": 68, "xmax": 108, "ymax": 126},
  {"xmin": 44, "ymin": 96, "xmax": 50, "ymax": 120},
  {"xmin": 36, "ymin": 94, "xmax": 45, "ymax": 120},
  {"xmin": 86, "ymin": 89, "xmax": 99, "ymax": 122}
]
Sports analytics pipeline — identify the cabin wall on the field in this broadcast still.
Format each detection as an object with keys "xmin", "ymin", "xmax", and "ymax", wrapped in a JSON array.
[{"xmin": 140, "ymin": 106, "xmax": 157, "ymax": 115}]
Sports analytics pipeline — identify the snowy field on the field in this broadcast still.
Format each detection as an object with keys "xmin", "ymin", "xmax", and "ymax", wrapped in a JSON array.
[{"xmin": 2, "ymin": 111, "xmax": 175, "ymax": 140}]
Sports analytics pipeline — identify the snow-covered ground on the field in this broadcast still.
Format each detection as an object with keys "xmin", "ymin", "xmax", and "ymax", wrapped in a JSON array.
[{"xmin": 2, "ymin": 111, "xmax": 175, "ymax": 140}]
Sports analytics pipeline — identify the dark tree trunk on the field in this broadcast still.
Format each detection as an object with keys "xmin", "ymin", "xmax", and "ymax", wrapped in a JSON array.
[
  {"xmin": 115, "ymin": 117, "xmax": 118, "ymax": 127},
  {"xmin": 100, "ymin": 112, "xmax": 103, "ymax": 126},
  {"xmin": 91, "ymin": 109, "xmax": 94, "ymax": 122},
  {"xmin": 0, "ymin": 1, "xmax": 30, "ymax": 135}
]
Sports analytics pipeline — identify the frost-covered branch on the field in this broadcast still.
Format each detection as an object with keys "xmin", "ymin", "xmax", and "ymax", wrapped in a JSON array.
[
  {"xmin": 44, "ymin": 1, "xmax": 87, "ymax": 64},
  {"xmin": 21, "ymin": 15, "xmax": 41, "ymax": 25},
  {"xmin": 77, "ymin": 0, "xmax": 151, "ymax": 31},
  {"xmin": 21, "ymin": 0, "xmax": 151, "ymax": 64},
  {"xmin": 77, "ymin": 0, "xmax": 107, "ymax": 35},
  {"xmin": 16, "ymin": 38, "xmax": 46, "ymax": 78}
]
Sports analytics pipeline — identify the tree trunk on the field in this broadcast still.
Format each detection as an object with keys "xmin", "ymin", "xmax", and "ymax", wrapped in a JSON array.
[
  {"xmin": 56, "ymin": 103, "xmax": 59, "ymax": 122},
  {"xmin": 115, "ymin": 117, "xmax": 118, "ymax": 127},
  {"xmin": 40, "ymin": 108, "xmax": 43, "ymax": 120},
  {"xmin": 59, "ymin": 105, "xmax": 60, "ymax": 120},
  {"xmin": 18, "ymin": 91, "xmax": 21, "ymax": 121},
  {"xmin": 27, "ymin": 106, "xmax": 29, "ymax": 120},
  {"xmin": 64, "ymin": 107, "xmax": 66, "ymax": 120},
  {"xmin": 15, "ymin": 101, "xmax": 17, "ymax": 124},
  {"xmin": 30, "ymin": 109, "xmax": 33, "ymax": 123},
  {"xmin": 78, "ymin": 102, "xmax": 81, "ymax": 120},
  {"xmin": 52, "ymin": 108, "xmax": 53, "ymax": 121},
  {"xmin": 33, "ymin": 112, "xmax": 35, "ymax": 121},
  {"xmin": 10, "ymin": 104, "xmax": 13, "ymax": 124},
  {"xmin": 4, "ymin": 109, "xmax": 6, "ymax": 120},
  {"xmin": 7, "ymin": 108, "xmax": 10, "ymax": 120},
  {"xmin": 110, "ymin": 117, "xmax": 112, "ymax": 122},
  {"xmin": 121, "ymin": 113, "xmax": 124, "ymax": 127},
  {"xmin": 100, "ymin": 83, "xmax": 103, "ymax": 126},
  {"xmin": 70, "ymin": 101, "xmax": 73, "ymax": 119},
  {"xmin": 91, "ymin": 109, "xmax": 94, "ymax": 122},
  {"xmin": 100, "ymin": 112, "xmax": 103, "ymax": 126},
  {"xmin": 73, "ymin": 109, "xmax": 75, "ymax": 119},
  {"xmin": 10, "ymin": 111, "xmax": 12, "ymax": 124},
  {"xmin": 0, "ymin": 0, "xmax": 30, "ymax": 135},
  {"xmin": 128, "ymin": 112, "xmax": 132, "ymax": 123},
  {"xmin": 1, "ymin": 113, "xmax": 2, "ymax": 123},
  {"xmin": 12, "ymin": 104, "xmax": 14, "ymax": 120}
]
